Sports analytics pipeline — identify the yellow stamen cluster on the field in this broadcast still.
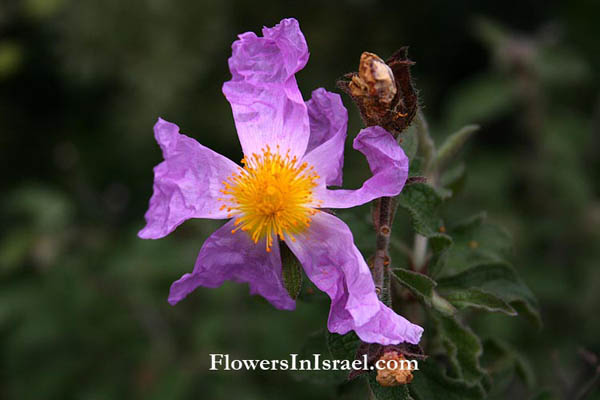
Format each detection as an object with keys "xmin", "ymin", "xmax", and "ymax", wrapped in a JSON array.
[{"xmin": 219, "ymin": 146, "xmax": 321, "ymax": 252}]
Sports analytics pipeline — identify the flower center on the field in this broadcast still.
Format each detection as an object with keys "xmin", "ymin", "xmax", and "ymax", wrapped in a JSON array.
[{"xmin": 219, "ymin": 146, "xmax": 320, "ymax": 252}]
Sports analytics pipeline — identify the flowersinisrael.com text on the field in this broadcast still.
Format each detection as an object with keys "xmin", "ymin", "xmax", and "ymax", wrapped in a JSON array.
[{"xmin": 209, "ymin": 354, "xmax": 418, "ymax": 372}]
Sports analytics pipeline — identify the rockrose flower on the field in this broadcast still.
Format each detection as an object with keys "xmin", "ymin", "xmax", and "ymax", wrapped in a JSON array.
[{"xmin": 139, "ymin": 18, "xmax": 423, "ymax": 345}]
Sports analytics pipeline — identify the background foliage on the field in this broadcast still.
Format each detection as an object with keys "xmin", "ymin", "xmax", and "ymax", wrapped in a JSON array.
[{"xmin": 1, "ymin": 0, "xmax": 599, "ymax": 399}]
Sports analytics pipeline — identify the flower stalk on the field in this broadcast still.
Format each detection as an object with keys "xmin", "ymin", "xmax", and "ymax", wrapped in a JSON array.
[{"xmin": 339, "ymin": 49, "xmax": 419, "ymax": 305}]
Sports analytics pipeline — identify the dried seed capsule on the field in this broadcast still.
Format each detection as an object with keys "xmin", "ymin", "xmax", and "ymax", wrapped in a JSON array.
[
  {"xmin": 376, "ymin": 351, "xmax": 415, "ymax": 386},
  {"xmin": 349, "ymin": 52, "xmax": 397, "ymax": 105}
]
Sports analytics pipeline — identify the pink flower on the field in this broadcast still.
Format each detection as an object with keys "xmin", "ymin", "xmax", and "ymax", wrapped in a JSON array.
[{"xmin": 139, "ymin": 18, "xmax": 422, "ymax": 345}]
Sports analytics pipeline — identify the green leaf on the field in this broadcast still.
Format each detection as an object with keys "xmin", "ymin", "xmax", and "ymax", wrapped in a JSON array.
[
  {"xmin": 434, "ymin": 313, "xmax": 488, "ymax": 387},
  {"xmin": 439, "ymin": 163, "xmax": 467, "ymax": 198},
  {"xmin": 514, "ymin": 352, "xmax": 536, "ymax": 389},
  {"xmin": 433, "ymin": 124, "xmax": 479, "ymax": 172},
  {"xmin": 367, "ymin": 371, "xmax": 413, "ymax": 400},
  {"xmin": 0, "ymin": 41, "xmax": 23, "ymax": 79},
  {"xmin": 442, "ymin": 288, "xmax": 517, "ymax": 315},
  {"xmin": 441, "ymin": 213, "xmax": 512, "ymax": 277},
  {"xmin": 438, "ymin": 262, "xmax": 541, "ymax": 327},
  {"xmin": 392, "ymin": 268, "xmax": 436, "ymax": 305},
  {"xmin": 408, "ymin": 156, "xmax": 425, "ymax": 178},
  {"xmin": 409, "ymin": 360, "xmax": 486, "ymax": 400},
  {"xmin": 280, "ymin": 242, "xmax": 303, "ymax": 300},
  {"xmin": 0, "ymin": 228, "xmax": 33, "ymax": 273},
  {"xmin": 400, "ymin": 124, "xmax": 418, "ymax": 161},
  {"xmin": 443, "ymin": 72, "xmax": 514, "ymax": 129},
  {"xmin": 392, "ymin": 268, "xmax": 456, "ymax": 314},
  {"xmin": 396, "ymin": 183, "xmax": 444, "ymax": 237},
  {"xmin": 431, "ymin": 291, "xmax": 457, "ymax": 316},
  {"xmin": 528, "ymin": 389, "xmax": 560, "ymax": 400},
  {"xmin": 327, "ymin": 331, "xmax": 361, "ymax": 362},
  {"xmin": 396, "ymin": 183, "xmax": 452, "ymax": 275},
  {"xmin": 481, "ymin": 338, "xmax": 535, "ymax": 391}
]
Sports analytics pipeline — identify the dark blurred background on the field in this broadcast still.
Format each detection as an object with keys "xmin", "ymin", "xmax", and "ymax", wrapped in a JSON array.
[{"xmin": 1, "ymin": 0, "xmax": 599, "ymax": 399}]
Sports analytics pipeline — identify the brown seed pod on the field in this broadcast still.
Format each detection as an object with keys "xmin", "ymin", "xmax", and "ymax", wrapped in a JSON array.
[
  {"xmin": 337, "ymin": 47, "xmax": 418, "ymax": 137},
  {"xmin": 375, "ymin": 351, "xmax": 415, "ymax": 387},
  {"xmin": 349, "ymin": 52, "xmax": 397, "ymax": 105}
]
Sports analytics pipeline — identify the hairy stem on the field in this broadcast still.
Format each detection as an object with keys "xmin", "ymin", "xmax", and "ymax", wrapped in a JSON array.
[{"xmin": 372, "ymin": 197, "xmax": 392, "ymax": 301}]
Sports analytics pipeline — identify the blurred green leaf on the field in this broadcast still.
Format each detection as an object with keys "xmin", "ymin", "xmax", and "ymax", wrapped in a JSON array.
[
  {"xmin": 6, "ymin": 186, "xmax": 73, "ymax": 232},
  {"xmin": 481, "ymin": 338, "xmax": 535, "ymax": 392},
  {"xmin": 408, "ymin": 156, "xmax": 425, "ymax": 178},
  {"xmin": 438, "ymin": 262, "xmax": 541, "ymax": 327},
  {"xmin": 396, "ymin": 183, "xmax": 453, "ymax": 276},
  {"xmin": 400, "ymin": 124, "xmax": 419, "ymax": 161},
  {"xmin": 0, "ymin": 229, "xmax": 32, "ymax": 273},
  {"xmin": 472, "ymin": 17, "xmax": 511, "ymax": 50},
  {"xmin": 24, "ymin": 0, "xmax": 66, "ymax": 18},
  {"xmin": 435, "ymin": 313, "xmax": 489, "ymax": 388},
  {"xmin": 536, "ymin": 46, "xmax": 591, "ymax": 87},
  {"xmin": 409, "ymin": 360, "xmax": 485, "ymax": 399},
  {"xmin": 433, "ymin": 124, "xmax": 479, "ymax": 172},
  {"xmin": 443, "ymin": 288, "xmax": 517, "ymax": 315},
  {"xmin": 443, "ymin": 73, "xmax": 514, "ymax": 128},
  {"xmin": 528, "ymin": 389, "xmax": 560, "ymax": 400},
  {"xmin": 442, "ymin": 213, "xmax": 512, "ymax": 277},
  {"xmin": 0, "ymin": 41, "xmax": 22, "ymax": 79},
  {"xmin": 439, "ymin": 163, "xmax": 467, "ymax": 199},
  {"xmin": 440, "ymin": 163, "xmax": 467, "ymax": 193},
  {"xmin": 327, "ymin": 331, "xmax": 360, "ymax": 362}
]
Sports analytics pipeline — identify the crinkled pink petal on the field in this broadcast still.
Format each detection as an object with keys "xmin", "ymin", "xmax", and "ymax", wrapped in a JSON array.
[
  {"xmin": 285, "ymin": 211, "xmax": 423, "ymax": 345},
  {"xmin": 315, "ymin": 126, "xmax": 409, "ymax": 209},
  {"xmin": 302, "ymin": 88, "xmax": 348, "ymax": 187},
  {"xmin": 222, "ymin": 18, "xmax": 310, "ymax": 160},
  {"xmin": 168, "ymin": 219, "xmax": 295, "ymax": 310},
  {"xmin": 138, "ymin": 118, "xmax": 240, "ymax": 239}
]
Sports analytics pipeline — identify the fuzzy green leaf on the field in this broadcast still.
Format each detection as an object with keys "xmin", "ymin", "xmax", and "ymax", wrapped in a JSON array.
[
  {"xmin": 528, "ymin": 389, "xmax": 560, "ymax": 400},
  {"xmin": 327, "ymin": 331, "xmax": 361, "ymax": 362},
  {"xmin": 396, "ymin": 183, "xmax": 444, "ymax": 237},
  {"xmin": 396, "ymin": 183, "xmax": 453, "ymax": 275},
  {"xmin": 431, "ymin": 291, "xmax": 457, "ymax": 316},
  {"xmin": 443, "ymin": 288, "xmax": 517, "ymax": 315},
  {"xmin": 409, "ymin": 360, "xmax": 486, "ymax": 400},
  {"xmin": 435, "ymin": 313, "xmax": 488, "ymax": 387},
  {"xmin": 438, "ymin": 262, "xmax": 541, "ymax": 327},
  {"xmin": 439, "ymin": 163, "xmax": 467, "ymax": 198},
  {"xmin": 400, "ymin": 124, "xmax": 419, "ymax": 161},
  {"xmin": 392, "ymin": 268, "xmax": 436, "ymax": 305},
  {"xmin": 433, "ymin": 124, "xmax": 479, "ymax": 172},
  {"xmin": 440, "ymin": 212, "xmax": 512, "ymax": 277},
  {"xmin": 481, "ymin": 338, "xmax": 536, "ymax": 392},
  {"xmin": 392, "ymin": 268, "xmax": 456, "ymax": 314},
  {"xmin": 443, "ymin": 72, "xmax": 514, "ymax": 129}
]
